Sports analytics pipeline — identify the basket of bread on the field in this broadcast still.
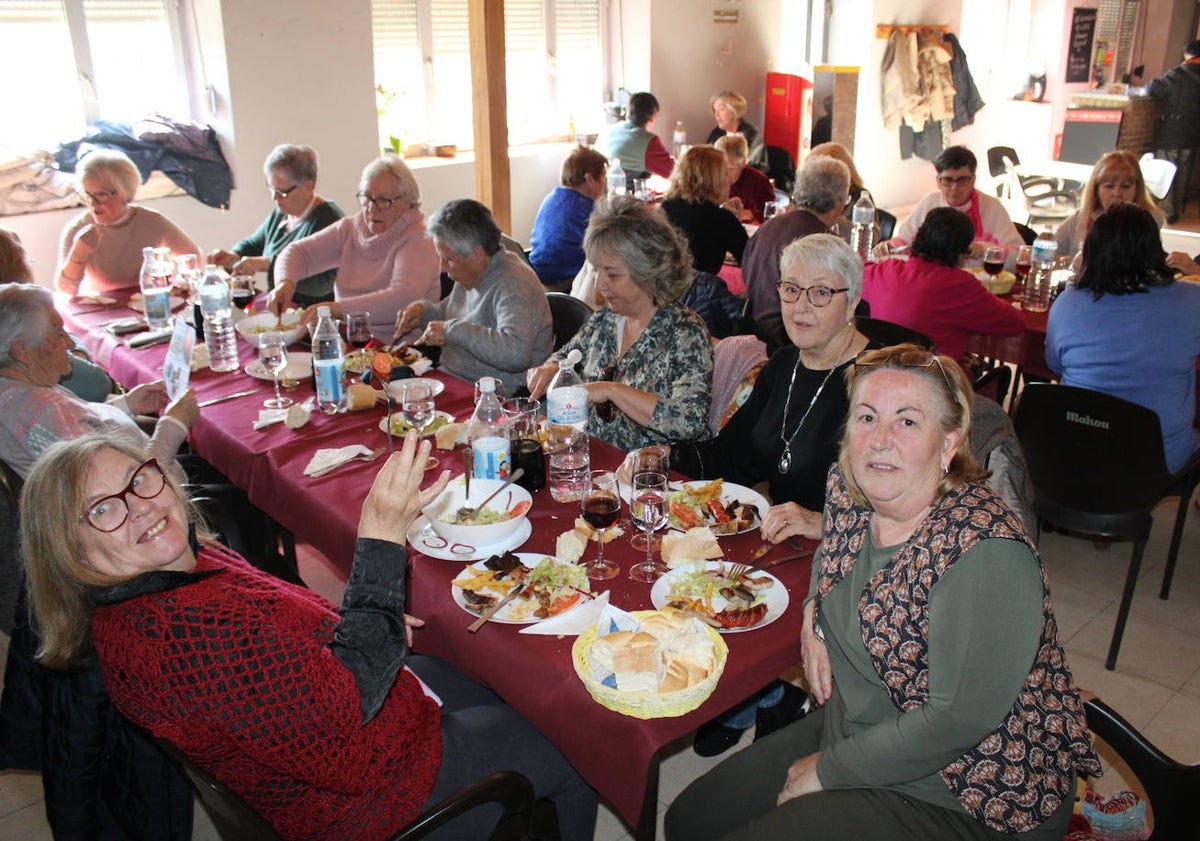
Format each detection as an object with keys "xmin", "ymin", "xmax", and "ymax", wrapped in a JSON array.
[{"xmin": 572, "ymin": 608, "xmax": 727, "ymax": 719}]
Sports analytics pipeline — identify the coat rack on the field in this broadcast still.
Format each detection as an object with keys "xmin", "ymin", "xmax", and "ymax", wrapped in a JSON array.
[{"xmin": 875, "ymin": 24, "xmax": 950, "ymax": 39}]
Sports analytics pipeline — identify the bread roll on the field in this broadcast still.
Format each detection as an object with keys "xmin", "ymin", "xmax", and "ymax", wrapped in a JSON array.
[
  {"xmin": 574, "ymin": 517, "xmax": 624, "ymax": 544},
  {"xmin": 434, "ymin": 421, "xmax": 467, "ymax": 450},
  {"xmin": 555, "ymin": 528, "xmax": 587, "ymax": 563}
]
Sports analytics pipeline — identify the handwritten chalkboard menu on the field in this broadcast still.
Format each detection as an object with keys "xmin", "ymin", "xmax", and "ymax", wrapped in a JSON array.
[{"xmin": 1067, "ymin": 8, "xmax": 1097, "ymax": 84}]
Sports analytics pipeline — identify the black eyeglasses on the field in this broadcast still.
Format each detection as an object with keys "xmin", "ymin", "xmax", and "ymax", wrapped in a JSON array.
[
  {"xmin": 357, "ymin": 192, "xmax": 403, "ymax": 209},
  {"xmin": 936, "ymin": 174, "xmax": 974, "ymax": 187},
  {"xmin": 81, "ymin": 459, "xmax": 167, "ymax": 533},
  {"xmin": 77, "ymin": 189, "xmax": 118, "ymax": 205},
  {"xmin": 776, "ymin": 282, "xmax": 849, "ymax": 307},
  {"xmin": 268, "ymin": 183, "xmax": 301, "ymax": 198},
  {"xmin": 853, "ymin": 348, "xmax": 952, "ymax": 390}
]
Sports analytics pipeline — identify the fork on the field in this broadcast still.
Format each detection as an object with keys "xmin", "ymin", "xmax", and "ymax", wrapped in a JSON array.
[{"xmin": 309, "ymin": 447, "xmax": 386, "ymax": 477}]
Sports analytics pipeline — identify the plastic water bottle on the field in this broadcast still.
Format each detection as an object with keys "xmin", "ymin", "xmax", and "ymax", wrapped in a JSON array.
[
  {"xmin": 1024, "ymin": 228, "xmax": 1057, "ymax": 313},
  {"xmin": 672, "ymin": 121, "xmax": 687, "ymax": 157},
  {"xmin": 139, "ymin": 247, "xmax": 172, "ymax": 330},
  {"xmin": 311, "ymin": 306, "xmax": 345, "ymax": 414},
  {"xmin": 850, "ymin": 193, "xmax": 877, "ymax": 263},
  {"xmin": 468, "ymin": 377, "xmax": 511, "ymax": 480},
  {"xmin": 546, "ymin": 349, "xmax": 589, "ymax": 432},
  {"xmin": 607, "ymin": 158, "xmax": 626, "ymax": 196},
  {"xmin": 547, "ymin": 424, "xmax": 590, "ymax": 503},
  {"xmin": 198, "ymin": 266, "xmax": 239, "ymax": 373}
]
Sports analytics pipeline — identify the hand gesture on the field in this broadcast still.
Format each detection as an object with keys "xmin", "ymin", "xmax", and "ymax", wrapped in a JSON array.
[
  {"xmin": 358, "ymin": 432, "xmax": 450, "ymax": 544},
  {"xmin": 394, "ymin": 304, "xmax": 424, "ymax": 342},
  {"xmin": 207, "ymin": 249, "xmax": 238, "ymax": 270},
  {"xmin": 164, "ymin": 388, "xmax": 199, "ymax": 429},
  {"xmin": 526, "ymin": 361, "xmax": 558, "ymax": 400},
  {"xmin": 71, "ymin": 225, "xmax": 101, "ymax": 260}
]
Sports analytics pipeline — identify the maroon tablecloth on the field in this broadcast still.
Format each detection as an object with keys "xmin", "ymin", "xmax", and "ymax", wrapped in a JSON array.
[{"xmin": 59, "ymin": 297, "xmax": 811, "ymax": 837}]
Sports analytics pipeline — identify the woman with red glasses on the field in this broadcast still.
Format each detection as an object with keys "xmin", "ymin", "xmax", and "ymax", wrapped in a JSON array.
[{"xmin": 55, "ymin": 149, "xmax": 200, "ymax": 296}]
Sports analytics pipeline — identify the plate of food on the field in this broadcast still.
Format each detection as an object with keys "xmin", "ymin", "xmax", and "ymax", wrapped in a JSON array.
[
  {"xmin": 378, "ymin": 410, "xmax": 454, "ymax": 437},
  {"xmin": 407, "ymin": 514, "xmax": 531, "ymax": 561},
  {"xmin": 380, "ymin": 376, "xmax": 445, "ymax": 401},
  {"xmin": 650, "ymin": 560, "xmax": 789, "ymax": 633},
  {"xmin": 245, "ymin": 352, "xmax": 313, "ymax": 381},
  {"xmin": 666, "ymin": 479, "xmax": 766, "ymax": 536},
  {"xmin": 127, "ymin": 293, "xmax": 186, "ymax": 313},
  {"xmin": 451, "ymin": 552, "xmax": 591, "ymax": 623},
  {"xmin": 346, "ymin": 345, "xmax": 429, "ymax": 374}
]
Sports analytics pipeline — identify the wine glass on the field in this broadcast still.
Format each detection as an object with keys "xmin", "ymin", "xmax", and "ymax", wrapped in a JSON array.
[
  {"xmin": 628, "ymin": 446, "xmax": 668, "ymax": 551},
  {"xmin": 1013, "ymin": 245, "xmax": 1033, "ymax": 292},
  {"xmin": 345, "ymin": 311, "xmax": 372, "ymax": 366},
  {"xmin": 259, "ymin": 331, "xmax": 293, "ymax": 409},
  {"xmin": 629, "ymin": 471, "xmax": 670, "ymax": 582},
  {"xmin": 983, "ymin": 245, "xmax": 1006, "ymax": 278},
  {"xmin": 581, "ymin": 470, "xmax": 620, "ymax": 580},
  {"xmin": 400, "ymin": 380, "xmax": 436, "ymax": 436},
  {"xmin": 175, "ymin": 253, "xmax": 201, "ymax": 301},
  {"xmin": 230, "ymin": 276, "xmax": 255, "ymax": 316},
  {"xmin": 762, "ymin": 201, "xmax": 781, "ymax": 222}
]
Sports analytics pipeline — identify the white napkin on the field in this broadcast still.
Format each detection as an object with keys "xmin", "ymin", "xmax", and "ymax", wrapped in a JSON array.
[
  {"xmin": 519, "ymin": 590, "xmax": 611, "ymax": 635},
  {"xmin": 253, "ymin": 409, "xmax": 290, "ymax": 430},
  {"xmin": 411, "ymin": 358, "xmax": 433, "ymax": 376},
  {"xmin": 75, "ymin": 294, "xmax": 117, "ymax": 306},
  {"xmin": 303, "ymin": 445, "xmax": 374, "ymax": 476}
]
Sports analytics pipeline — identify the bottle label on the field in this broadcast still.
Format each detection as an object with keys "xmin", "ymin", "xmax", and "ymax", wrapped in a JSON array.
[
  {"xmin": 1031, "ymin": 240, "xmax": 1057, "ymax": 265},
  {"xmin": 852, "ymin": 207, "xmax": 874, "ymax": 225},
  {"xmin": 144, "ymin": 290, "xmax": 171, "ymax": 323},
  {"xmin": 547, "ymin": 386, "xmax": 588, "ymax": 426},
  {"xmin": 472, "ymin": 436, "xmax": 510, "ymax": 480},
  {"xmin": 313, "ymin": 358, "xmax": 342, "ymax": 405}
]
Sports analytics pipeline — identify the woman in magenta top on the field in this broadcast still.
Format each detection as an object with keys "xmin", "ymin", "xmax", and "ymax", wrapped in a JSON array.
[
  {"xmin": 862, "ymin": 207, "xmax": 1023, "ymax": 361},
  {"xmin": 267, "ymin": 155, "xmax": 439, "ymax": 337}
]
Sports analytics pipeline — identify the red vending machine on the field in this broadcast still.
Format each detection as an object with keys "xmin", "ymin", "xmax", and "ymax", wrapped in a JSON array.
[{"xmin": 763, "ymin": 72, "xmax": 813, "ymax": 166}]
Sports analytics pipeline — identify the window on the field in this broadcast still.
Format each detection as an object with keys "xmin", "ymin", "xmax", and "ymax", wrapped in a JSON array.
[
  {"xmin": 0, "ymin": 0, "xmax": 194, "ymax": 152},
  {"xmin": 371, "ymin": 0, "xmax": 604, "ymax": 153}
]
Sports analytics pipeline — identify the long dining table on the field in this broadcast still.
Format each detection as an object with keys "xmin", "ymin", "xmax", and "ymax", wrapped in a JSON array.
[{"xmin": 59, "ymin": 294, "xmax": 813, "ymax": 840}]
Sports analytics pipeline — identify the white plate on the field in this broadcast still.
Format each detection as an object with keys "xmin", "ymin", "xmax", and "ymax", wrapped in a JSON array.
[
  {"xmin": 379, "ymin": 377, "xmax": 445, "ymax": 400},
  {"xmin": 128, "ymin": 294, "xmax": 185, "ymax": 313},
  {"xmin": 450, "ymin": 552, "xmax": 590, "ymax": 624},
  {"xmin": 650, "ymin": 560, "xmax": 789, "ymax": 634},
  {"xmin": 667, "ymin": 480, "xmax": 768, "ymax": 537},
  {"xmin": 378, "ymin": 410, "xmax": 455, "ymax": 437},
  {"xmin": 244, "ymin": 352, "xmax": 313, "ymax": 381},
  {"xmin": 345, "ymin": 348, "xmax": 431, "ymax": 374},
  {"xmin": 407, "ymin": 514, "xmax": 531, "ymax": 561}
]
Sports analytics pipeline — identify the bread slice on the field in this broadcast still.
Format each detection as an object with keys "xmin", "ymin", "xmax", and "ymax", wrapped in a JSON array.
[
  {"xmin": 434, "ymin": 421, "xmax": 467, "ymax": 450},
  {"xmin": 573, "ymin": 517, "xmax": 624, "ymax": 544},
  {"xmin": 661, "ymin": 526, "xmax": 723, "ymax": 567},
  {"xmin": 555, "ymin": 528, "xmax": 588, "ymax": 563}
]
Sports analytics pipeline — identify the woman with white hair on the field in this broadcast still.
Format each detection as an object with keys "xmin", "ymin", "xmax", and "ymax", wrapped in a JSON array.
[
  {"xmin": 208, "ymin": 144, "xmax": 344, "ymax": 306},
  {"xmin": 55, "ymin": 150, "xmax": 200, "ymax": 295},
  {"xmin": 267, "ymin": 154, "xmax": 439, "ymax": 337}
]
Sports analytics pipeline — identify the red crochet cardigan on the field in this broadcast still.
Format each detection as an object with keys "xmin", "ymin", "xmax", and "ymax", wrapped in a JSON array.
[{"xmin": 91, "ymin": 544, "xmax": 442, "ymax": 841}]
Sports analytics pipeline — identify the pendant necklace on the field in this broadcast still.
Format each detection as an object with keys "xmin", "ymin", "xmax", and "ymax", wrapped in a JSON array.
[{"xmin": 777, "ymin": 329, "xmax": 856, "ymax": 475}]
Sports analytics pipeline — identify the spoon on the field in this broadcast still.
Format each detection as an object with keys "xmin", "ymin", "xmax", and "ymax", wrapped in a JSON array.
[{"xmin": 456, "ymin": 468, "xmax": 525, "ymax": 524}]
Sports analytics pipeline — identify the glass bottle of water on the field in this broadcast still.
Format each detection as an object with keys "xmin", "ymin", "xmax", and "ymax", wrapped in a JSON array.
[
  {"xmin": 311, "ymin": 306, "xmax": 345, "ymax": 414},
  {"xmin": 468, "ymin": 377, "xmax": 510, "ymax": 480},
  {"xmin": 849, "ymin": 193, "xmax": 876, "ymax": 263},
  {"xmin": 199, "ymin": 266, "xmax": 239, "ymax": 372},
  {"xmin": 607, "ymin": 158, "xmax": 626, "ymax": 196},
  {"xmin": 139, "ymin": 247, "xmax": 172, "ymax": 330}
]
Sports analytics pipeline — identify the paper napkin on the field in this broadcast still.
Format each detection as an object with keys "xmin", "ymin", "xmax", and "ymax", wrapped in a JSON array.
[
  {"xmin": 303, "ymin": 445, "xmax": 374, "ymax": 476},
  {"xmin": 519, "ymin": 590, "xmax": 611, "ymax": 635}
]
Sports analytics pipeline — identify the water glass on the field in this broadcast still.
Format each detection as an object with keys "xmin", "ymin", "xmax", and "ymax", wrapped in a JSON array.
[
  {"xmin": 628, "ymin": 446, "xmax": 669, "ymax": 551},
  {"xmin": 502, "ymin": 397, "xmax": 541, "ymax": 438},
  {"xmin": 629, "ymin": 471, "xmax": 669, "ymax": 582},
  {"xmin": 400, "ymin": 380, "xmax": 436, "ymax": 435},
  {"xmin": 504, "ymin": 397, "xmax": 546, "ymax": 492},
  {"xmin": 631, "ymin": 178, "xmax": 648, "ymax": 201},
  {"xmin": 762, "ymin": 201, "xmax": 781, "ymax": 222},
  {"xmin": 259, "ymin": 332, "xmax": 293, "ymax": 409}
]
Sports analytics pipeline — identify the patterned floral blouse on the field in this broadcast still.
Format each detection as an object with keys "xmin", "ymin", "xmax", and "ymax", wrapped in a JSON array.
[{"xmin": 553, "ymin": 301, "xmax": 713, "ymax": 451}]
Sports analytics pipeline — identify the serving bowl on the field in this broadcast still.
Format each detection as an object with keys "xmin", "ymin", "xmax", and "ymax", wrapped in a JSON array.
[
  {"xmin": 422, "ymin": 476, "xmax": 533, "ymax": 549},
  {"xmin": 235, "ymin": 312, "xmax": 305, "ymax": 348}
]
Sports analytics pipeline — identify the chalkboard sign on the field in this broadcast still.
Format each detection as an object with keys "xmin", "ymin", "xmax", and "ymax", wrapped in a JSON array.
[{"xmin": 1067, "ymin": 8, "xmax": 1097, "ymax": 84}]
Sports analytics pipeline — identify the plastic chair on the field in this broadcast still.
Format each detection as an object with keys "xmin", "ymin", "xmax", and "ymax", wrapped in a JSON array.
[
  {"xmin": 1012, "ymin": 384, "xmax": 1200, "ymax": 669},
  {"xmin": 855, "ymin": 316, "xmax": 934, "ymax": 351},
  {"xmin": 989, "ymin": 147, "xmax": 1078, "ymax": 226},
  {"xmin": 1014, "ymin": 222, "xmax": 1037, "ymax": 245},
  {"xmin": 545, "ymin": 292, "xmax": 593, "ymax": 351},
  {"xmin": 155, "ymin": 736, "xmax": 548, "ymax": 841},
  {"xmin": 1084, "ymin": 697, "xmax": 1200, "ymax": 839},
  {"xmin": 1139, "ymin": 153, "xmax": 1178, "ymax": 201}
]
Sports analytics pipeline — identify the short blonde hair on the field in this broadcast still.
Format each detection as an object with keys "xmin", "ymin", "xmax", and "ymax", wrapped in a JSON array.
[
  {"xmin": 810, "ymin": 142, "xmax": 865, "ymax": 194},
  {"xmin": 711, "ymin": 90, "xmax": 747, "ymax": 121},
  {"xmin": 0, "ymin": 228, "xmax": 34, "ymax": 284},
  {"xmin": 76, "ymin": 150, "xmax": 141, "ymax": 201},
  {"xmin": 666, "ymin": 145, "xmax": 728, "ymax": 205},
  {"xmin": 21, "ymin": 430, "xmax": 209, "ymax": 669},
  {"xmin": 714, "ymin": 134, "xmax": 749, "ymax": 164},
  {"xmin": 360, "ymin": 154, "xmax": 421, "ymax": 208}
]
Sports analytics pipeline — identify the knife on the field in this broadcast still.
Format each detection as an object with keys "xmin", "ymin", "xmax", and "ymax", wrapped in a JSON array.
[
  {"xmin": 743, "ymin": 548, "xmax": 815, "ymax": 577},
  {"xmin": 468, "ymin": 582, "xmax": 526, "ymax": 633},
  {"xmin": 198, "ymin": 388, "xmax": 266, "ymax": 408}
]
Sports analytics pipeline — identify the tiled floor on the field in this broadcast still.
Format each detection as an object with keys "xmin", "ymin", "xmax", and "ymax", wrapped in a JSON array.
[{"xmin": 3, "ymin": 205, "xmax": 1199, "ymax": 839}]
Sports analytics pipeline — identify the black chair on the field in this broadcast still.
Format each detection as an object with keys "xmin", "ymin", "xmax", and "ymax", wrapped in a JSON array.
[
  {"xmin": 988, "ymin": 147, "xmax": 1077, "ymax": 226},
  {"xmin": 761, "ymin": 145, "xmax": 796, "ymax": 194},
  {"xmin": 1014, "ymin": 222, "xmax": 1037, "ymax": 245},
  {"xmin": 501, "ymin": 234, "xmax": 536, "ymax": 273},
  {"xmin": 1084, "ymin": 697, "xmax": 1200, "ymax": 839},
  {"xmin": 0, "ymin": 458, "xmax": 22, "ymax": 634},
  {"xmin": 876, "ymin": 208, "xmax": 897, "ymax": 243},
  {"xmin": 545, "ymin": 292, "xmax": 593, "ymax": 351},
  {"xmin": 855, "ymin": 316, "xmax": 934, "ymax": 351},
  {"xmin": 1012, "ymin": 384, "xmax": 1200, "ymax": 669},
  {"xmin": 155, "ymin": 736, "xmax": 548, "ymax": 841}
]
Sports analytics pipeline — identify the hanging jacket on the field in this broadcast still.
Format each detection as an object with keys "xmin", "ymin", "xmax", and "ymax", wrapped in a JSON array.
[{"xmin": 945, "ymin": 33, "xmax": 986, "ymax": 130}]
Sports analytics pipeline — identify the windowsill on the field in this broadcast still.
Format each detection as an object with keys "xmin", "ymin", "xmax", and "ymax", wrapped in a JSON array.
[{"xmin": 400, "ymin": 140, "xmax": 578, "ymax": 170}]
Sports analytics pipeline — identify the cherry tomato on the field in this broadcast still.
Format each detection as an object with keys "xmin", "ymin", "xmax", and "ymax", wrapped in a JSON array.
[
  {"xmin": 510, "ymin": 500, "xmax": 531, "ymax": 518},
  {"xmin": 549, "ymin": 592, "xmax": 582, "ymax": 615},
  {"xmin": 671, "ymin": 500, "xmax": 699, "ymax": 528}
]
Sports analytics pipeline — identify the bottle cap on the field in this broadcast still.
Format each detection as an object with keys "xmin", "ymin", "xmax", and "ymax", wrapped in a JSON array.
[
  {"xmin": 479, "ymin": 377, "xmax": 496, "ymax": 393},
  {"xmin": 317, "ymin": 306, "xmax": 331, "ymax": 318},
  {"xmin": 565, "ymin": 348, "xmax": 583, "ymax": 366}
]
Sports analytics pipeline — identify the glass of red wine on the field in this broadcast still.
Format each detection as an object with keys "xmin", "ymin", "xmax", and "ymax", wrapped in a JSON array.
[
  {"xmin": 982, "ymin": 245, "xmax": 1006, "ymax": 278},
  {"xmin": 1013, "ymin": 245, "xmax": 1033, "ymax": 294},
  {"xmin": 581, "ymin": 470, "xmax": 620, "ymax": 580},
  {"xmin": 230, "ymin": 276, "xmax": 255, "ymax": 316},
  {"xmin": 345, "ymin": 311, "xmax": 372, "ymax": 365},
  {"xmin": 594, "ymin": 363, "xmax": 617, "ymax": 423}
]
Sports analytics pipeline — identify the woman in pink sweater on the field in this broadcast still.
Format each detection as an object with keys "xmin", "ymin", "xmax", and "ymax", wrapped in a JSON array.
[
  {"xmin": 862, "ymin": 207, "xmax": 1023, "ymax": 362},
  {"xmin": 268, "ymin": 155, "xmax": 440, "ymax": 338}
]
